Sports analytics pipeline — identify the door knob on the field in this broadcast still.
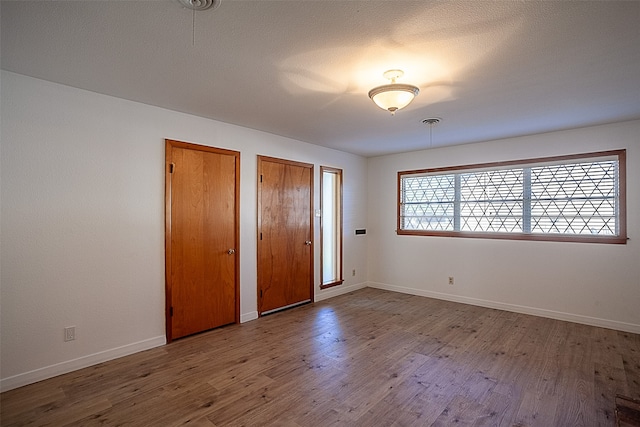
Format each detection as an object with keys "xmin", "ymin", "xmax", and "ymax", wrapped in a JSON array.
[
  {"xmin": 305, "ymin": 241, "xmax": 312, "ymax": 245},
  {"xmin": 227, "ymin": 249, "xmax": 236, "ymax": 254}
]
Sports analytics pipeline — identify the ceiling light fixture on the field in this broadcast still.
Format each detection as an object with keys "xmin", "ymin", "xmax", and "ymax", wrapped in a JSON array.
[
  {"xmin": 422, "ymin": 118, "xmax": 441, "ymax": 147},
  {"xmin": 368, "ymin": 70, "xmax": 420, "ymax": 115},
  {"xmin": 177, "ymin": 0, "xmax": 221, "ymax": 45},
  {"xmin": 178, "ymin": 0, "xmax": 221, "ymax": 11}
]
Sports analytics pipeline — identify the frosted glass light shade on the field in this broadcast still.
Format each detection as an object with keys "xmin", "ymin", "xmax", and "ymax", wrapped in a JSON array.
[{"xmin": 368, "ymin": 84, "xmax": 419, "ymax": 114}]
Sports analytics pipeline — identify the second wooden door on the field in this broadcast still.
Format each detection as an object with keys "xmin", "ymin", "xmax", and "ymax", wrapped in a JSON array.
[{"xmin": 258, "ymin": 156, "xmax": 314, "ymax": 315}]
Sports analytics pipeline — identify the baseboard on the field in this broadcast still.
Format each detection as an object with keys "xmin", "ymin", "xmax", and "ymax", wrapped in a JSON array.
[
  {"xmin": 315, "ymin": 281, "xmax": 368, "ymax": 302},
  {"xmin": 0, "ymin": 335, "xmax": 166, "ymax": 393},
  {"xmin": 241, "ymin": 311, "xmax": 259, "ymax": 323},
  {"xmin": 368, "ymin": 281, "xmax": 640, "ymax": 334}
]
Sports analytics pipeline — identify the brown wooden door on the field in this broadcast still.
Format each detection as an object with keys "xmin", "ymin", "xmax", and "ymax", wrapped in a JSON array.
[
  {"xmin": 165, "ymin": 140, "xmax": 240, "ymax": 341},
  {"xmin": 258, "ymin": 156, "xmax": 314, "ymax": 315}
]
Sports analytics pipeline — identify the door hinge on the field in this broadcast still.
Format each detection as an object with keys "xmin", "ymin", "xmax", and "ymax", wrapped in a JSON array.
[
  {"xmin": 169, "ymin": 163, "xmax": 175, "ymax": 174},
  {"xmin": 170, "ymin": 306, "xmax": 174, "ymax": 317},
  {"xmin": 260, "ymin": 174, "xmax": 263, "ymax": 183},
  {"xmin": 260, "ymin": 289, "xmax": 263, "ymax": 298},
  {"xmin": 260, "ymin": 232, "xmax": 263, "ymax": 240}
]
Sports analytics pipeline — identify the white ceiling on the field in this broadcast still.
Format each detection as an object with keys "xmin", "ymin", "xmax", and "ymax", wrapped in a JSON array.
[{"xmin": 2, "ymin": 0, "xmax": 639, "ymax": 157}]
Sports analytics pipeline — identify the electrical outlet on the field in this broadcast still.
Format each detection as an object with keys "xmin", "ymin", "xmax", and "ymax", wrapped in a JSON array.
[
  {"xmin": 352, "ymin": 269, "xmax": 356, "ymax": 276},
  {"xmin": 448, "ymin": 276, "xmax": 454, "ymax": 285},
  {"xmin": 64, "ymin": 326, "xmax": 76, "ymax": 342}
]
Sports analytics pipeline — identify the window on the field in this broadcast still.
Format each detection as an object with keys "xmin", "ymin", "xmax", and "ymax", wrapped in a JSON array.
[
  {"xmin": 398, "ymin": 150, "xmax": 626, "ymax": 243},
  {"xmin": 321, "ymin": 167, "xmax": 343, "ymax": 288}
]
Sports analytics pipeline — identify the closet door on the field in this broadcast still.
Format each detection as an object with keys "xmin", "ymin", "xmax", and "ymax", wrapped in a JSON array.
[
  {"xmin": 257, "ymin": 156, "xmax": 314, "ymax": 315},
  {"xmin": 165, "ymin": 140, "xmax": 239, "ymax": 341}
]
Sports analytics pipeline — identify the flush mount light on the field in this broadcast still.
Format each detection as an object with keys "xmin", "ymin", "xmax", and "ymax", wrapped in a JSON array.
[{"xmin": 368, "ymin": 70, "xmax": 420, "ymax": 115}]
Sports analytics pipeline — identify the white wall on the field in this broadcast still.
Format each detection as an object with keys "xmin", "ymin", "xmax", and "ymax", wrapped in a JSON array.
[
  {"xmin": 3, "ymin": 70, "xmax": 638, "ymax": 393},
  {"xmin": 0, "ymin": 71, "xmax": 369, "ymax": 391},
  {"xmin": 367, "ymin": 120, "xmax": 640, "ymax": 333}
]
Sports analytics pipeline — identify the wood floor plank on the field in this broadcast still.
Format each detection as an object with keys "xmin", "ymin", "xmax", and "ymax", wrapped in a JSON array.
[
  {"xmin": 0, "ymin": 383, "xmax": 66, "ymax": 423},
  {"xmin": 514, "ymin": 389, "xmax": 559, "ymax": 426},
  {"xmin": 594, "ymin": 363, "xmax": 628, "ymax": 425},
  {"xmin": 552, "ymin": 367, "xmax": 595, "ymax": 426},
  {"xmin": 340, "ymin": 352, "xmax": 431, "ymax": 420},
  {"xmin": 2, "ymin": 287, "xmax": 639, "ymax": 426},
  {"xmin": 476, "ymin": 390, "xmax": 519, "ymax": 426},
  {"xmin": 617, "ymin": 331, "xmax": 640, "ymax": 400},
  {"xmin": 430, "ymin": 394, "xmax": 487, "ymax": 426}
]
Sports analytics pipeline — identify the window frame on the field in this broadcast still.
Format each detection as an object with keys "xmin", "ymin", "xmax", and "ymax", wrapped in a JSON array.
[
  {"xmin": 320, "ymin": 166, "xmax": 344, "ymax": 289},
  {"xmin": 397, "ymin": 149, "xmax": 627, "ymax": 244}
]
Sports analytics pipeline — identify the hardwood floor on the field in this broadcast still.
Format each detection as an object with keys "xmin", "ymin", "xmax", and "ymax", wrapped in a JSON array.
[{"xmin": 2, "ymin": 288, "xmax": 639, "ymax": 426}]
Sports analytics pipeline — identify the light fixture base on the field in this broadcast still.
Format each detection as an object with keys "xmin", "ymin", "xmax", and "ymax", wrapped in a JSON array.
[
  {"xmin": 382, "ymin": 69, "xmax": 404, "ymax": 82},
  {"xmin": 422, "ymin": 118, "xmax": 441, "ymax": 126},
  {"xmin": 178, "ymin": 0, "xmax": 221, "ymax": 11}
]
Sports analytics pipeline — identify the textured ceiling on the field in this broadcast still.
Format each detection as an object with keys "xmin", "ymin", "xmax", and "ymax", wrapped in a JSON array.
[{"xmin": 2, "ymin": 1, "xmax": 639, "ymax": 157}]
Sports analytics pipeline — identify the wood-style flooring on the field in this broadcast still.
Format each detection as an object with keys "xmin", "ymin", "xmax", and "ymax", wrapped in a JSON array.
[{"xmin": 2, "ymin": 288, "xmax": 639, "ymax": 426}]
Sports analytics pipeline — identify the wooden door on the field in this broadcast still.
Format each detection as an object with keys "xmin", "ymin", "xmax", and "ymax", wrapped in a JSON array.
[
  {"xmin": 165, "ymin": 140, "xmax": 240, "ymax": 341},
  {"xmin": 258, "ymin": 156, "xmax": 314, "ymax": 315}
]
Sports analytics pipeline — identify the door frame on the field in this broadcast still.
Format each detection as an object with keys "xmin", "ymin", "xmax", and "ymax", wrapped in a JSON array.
[
  {"xmin": 165, "ymin": 139, "xmax": 241, "ymax": 343},
  {"xmin": 257, "ymin": 155, "xmax": 314, "ymax": 316}
]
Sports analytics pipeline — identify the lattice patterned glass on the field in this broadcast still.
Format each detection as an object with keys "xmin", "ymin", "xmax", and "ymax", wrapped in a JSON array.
[
  {"xmin": 530, "ymin": 160, "xmax": 618, "ymax": 235},
  {"xmin": 399, "ymin": 155, "xmax": 620, "ymax": 238},
  {"xmin": 459, "ymin": 169, "xmax": 523, "ymax": 233},
  {"xmin": 400, "ymin": 175, "xmax": 455, "ymax": 230}
]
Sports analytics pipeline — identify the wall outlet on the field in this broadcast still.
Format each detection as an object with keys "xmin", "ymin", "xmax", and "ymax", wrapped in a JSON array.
[
  {"xmin": 448, "ymin": 276, "xmax": 454, "ymax": 285},
  {"xmin": 352, "ymin": 269, "xmax": 356, "ymax": 277},
  {"xmin": 64, "ymin": 326, "xmax": 76, "ymax": 342}
]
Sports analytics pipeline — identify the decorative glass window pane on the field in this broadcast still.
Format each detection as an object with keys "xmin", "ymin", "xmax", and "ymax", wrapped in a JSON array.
[{"xmin": 398, "ymin": 150, "xmax": 625, "ymax": 243}]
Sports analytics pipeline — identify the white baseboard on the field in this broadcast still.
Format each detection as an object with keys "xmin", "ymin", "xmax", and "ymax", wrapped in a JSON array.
[
  {"xmin": 241, "ymin": 311, "xmax": 259, "ymax": 323},
  {"xmin": 314, "ymin": 281, "xmax": 368, "ymax": 302},
  {"xmin": 368, "ymin": 281, "xmax": 640, "ymax": 334},
  {"xmin": 0, "ymin": 335, "xmax": 166, "ymax": 393}
]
